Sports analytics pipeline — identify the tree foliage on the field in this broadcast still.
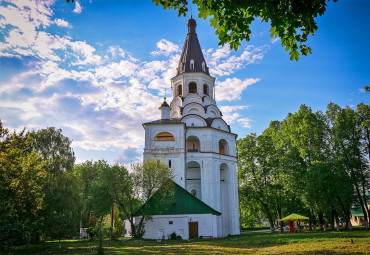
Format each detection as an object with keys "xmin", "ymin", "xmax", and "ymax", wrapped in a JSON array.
[
  {"xmin": 74, "ymin": 158, "xmax": 174, "ymax": 239},
  {"xmin": 238, "ymin": 103, "xmax": 369, "ymax": 231},
  {"xmin": 152, "ymin": 0, "xmax": 338, "ymax": 61},
  {"xmin": 0, "ymin": 121, "xmax": 47, "ymax": 249}
]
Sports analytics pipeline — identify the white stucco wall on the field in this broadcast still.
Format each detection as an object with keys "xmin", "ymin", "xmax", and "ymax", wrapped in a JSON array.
[{"xmin": 133, "ymin": 214, "xmax": 219, "ymax": 240}]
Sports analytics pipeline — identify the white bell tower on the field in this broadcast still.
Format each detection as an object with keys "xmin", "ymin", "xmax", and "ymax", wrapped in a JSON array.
[{"xmin": 142, "ymin": 17, "xmax": 240, "ymax": 238}]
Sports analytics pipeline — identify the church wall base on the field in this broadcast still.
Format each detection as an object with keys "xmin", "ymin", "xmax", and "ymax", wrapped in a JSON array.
[{"xmin": 125, "ymin": 214, "xmax": 221, "ymax": 240}]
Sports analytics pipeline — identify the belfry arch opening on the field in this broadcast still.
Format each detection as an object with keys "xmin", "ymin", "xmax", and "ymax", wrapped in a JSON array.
[
  {"xmin": 219, "ymin": 139, "xmax": 229, "ymax": 155},
  {"xmin": 177, "ymin": 84, "xmax": 182, "ymax": 97},
  {"xmin": 154, "ymin": 132, "xmax": 175, "ymax": 141},
  {"xmin": 186, "ymin": 136, "xmax": 200, "ymax": 152},
  {"xmin": 186, "ymin": 161, "xmax": 201, "ymax": 200},
  {"xmin": 203, "ymin": 84, "xmax": 209, "ymax": 96},
  {"xmin": 220, "ymin": 163, "xmax": 230, "ymax": 236},
  {"xmin": 188, "ymin": 82, "xmax": 197, "ymax": 94}
]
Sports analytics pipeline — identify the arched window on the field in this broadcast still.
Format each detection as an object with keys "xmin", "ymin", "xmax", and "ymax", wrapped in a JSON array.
[
  {"xmin": 188, "ymin": 82, "xmax": 197, "ymax": 94},
  {"xmin": 154, "ymin": 132, "xmax": 175, "ymax": 141},
  {"xmin": 201, "ymin": 61, "xmax": 206, "ymax": 72},
  {"xmin": 186, "ymin": 136, "xmax": 200, "ymax": 152},
  {"xmin": 203, "ymin": 84, "xmax": 209, "ymax": 95},
  {"xmin": 219, "ymin": 139, "xmax": 229, "ymax": 155},
  {"xmin": 190, "ymin": 59, "xmax": 194, "ymax": 70},
  {"xmin": 177, "ymin": 85, "xmax": 182, "ymax": 96}
]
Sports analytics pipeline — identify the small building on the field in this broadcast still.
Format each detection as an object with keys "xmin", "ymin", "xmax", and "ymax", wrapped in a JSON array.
[
  {"xmin": 350, "ymin": 209, "xmax": 365, "ymax": 226},
  {"xmin": 126, "ymin": 181, "xmax": 221, "ymax": 239}
]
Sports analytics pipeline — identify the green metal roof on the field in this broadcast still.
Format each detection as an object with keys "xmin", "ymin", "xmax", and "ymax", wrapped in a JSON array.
[
  {"xmin": 133, "ymin": 181, "xmax": 221, "ymax": 216},
  {"xmin": 350, "ymin": 209, "xmax": 364, "ymax": 217}
]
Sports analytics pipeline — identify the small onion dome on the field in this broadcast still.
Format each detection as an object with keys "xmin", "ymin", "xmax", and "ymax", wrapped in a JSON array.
[
  {"xmin": 161, "ymin": 98, "xmax": 170, "ymax": 107},
  {"xmin": 187, "ymin": 17, "xmax": 196, "ymax": 33}
]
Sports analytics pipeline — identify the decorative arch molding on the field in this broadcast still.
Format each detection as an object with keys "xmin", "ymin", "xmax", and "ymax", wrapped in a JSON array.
[
  {"xmin": 218, "ymin": 139, "xmax": 229, "ymax": 155},
  {"xmin": 211, "ymin": 118, "xmax": 229, "ymax": 132},
  {"xmin": 170, "ymin": 106, "xmax": 181, "ymax": 119},
  {"xmin": 206, "ymin": 105, "xmax": 221, "ymax": 118},
  {"xmin": 186, "ymin": 135, "xmax": 200, "ymax": 152},
  {"xmin": 170, "ymin": 96, "xmax": 183, "ymax": 107},
  {"xmin": 203, "ymin": 96, "xmax": 216, "ymax": 106},
  {"xmin": 181, "ymin": 115, "xmax": 207, "ymax": 127},
  {"xmin": 184, "ymin": 93, "xmax": 202, "ymax": 105},
  {"xmin": 182, "ymin": 102, "xmax": 206, "ymax": 117},
  {"xmin": 154, "ymin": 132, "xmax": 175, "ymax": 141}
]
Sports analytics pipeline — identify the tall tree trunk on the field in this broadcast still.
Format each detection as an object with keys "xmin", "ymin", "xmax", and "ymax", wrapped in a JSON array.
[
  {"xmin": 310, "ymin": 210, "xmax": 317, "ymax": 231},
  {"xmin": 336, "ymin": 195, "xmax": 351, "ymax": 230},
  {"xmin": 330, "ymin": 208, "xmax": 335, "ymax": 230},
  {"xmin": 355, "ymin": 185, "xmax": 369, "ymax": 229},
  {"xmin": 335, "ymin": 210, "xmax": 341, "ymax": 231},
  {"xmin": 360, "ymin": 180, "xmax": 369, "ymax": 229},
  {"xmin": 318, "ymin": 213, "xmax": 324, "ymax": 231},
  {"xmin": 277, "ymin": 205, "xmax": 282, "ymax": 220},
  {"xmin": 98, "ymin": 216, "xmax": 104, "ymax": 254},
  {"xmin": 110, "ymin": 203, "xmax": 114, "ymax": 240}
]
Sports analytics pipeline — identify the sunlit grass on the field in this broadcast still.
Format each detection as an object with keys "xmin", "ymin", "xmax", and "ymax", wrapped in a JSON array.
[{"xmin": 6, "ymin": 228, "xmax": 370, "ymax": 254}]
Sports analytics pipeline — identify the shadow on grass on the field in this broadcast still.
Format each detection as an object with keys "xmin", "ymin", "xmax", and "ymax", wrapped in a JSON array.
[{"xmin": 5, "ymin": 228, "xmax": 370, "ymax": 255}]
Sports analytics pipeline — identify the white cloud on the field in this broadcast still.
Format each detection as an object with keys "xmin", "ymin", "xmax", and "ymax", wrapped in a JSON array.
[
  {"xmin": 73, "ymin": 1, "xmax": 82, "ymax": 14},
  {"xmin": 271, "ymin": 37, "xmax": 280, "ymax": 44},
  {"xmin": 359, "ymin": 88, "xmax": 366, "ymax": 93},
  {"xmin": 151, "ymin": 39, "xmax": 180, "ymax": 56},
  {"xmin": 69, "ymin": 40, "xmax": 101, "ymax": 65},
  {"xmin": 205, "ymin": 44, "xmax": 266, "ymax": 76},
  {"xmin": 54, "ymin": 18, "xmax": 70, "ymax": 28},
  {"xmin": 0, "ymin": 1, "xmax": 263, "ymax": 163},
  {"xmin": 216, "ymin": 78, "xmax": 260, "ymax": 101},
  {"xmin": 237, "ymin": 118, "xmax": 253, "ymax": 128},
  {"xmin": 108, "ymin": 46, "xmax": 126, "ymax": 58},
  {"xmin": 95, "ymin": 60, "xmax": 138, "ymax": 80},
  {"xmin": 219, "ymin": 105, "xmax": 249, "ymax": 125}
]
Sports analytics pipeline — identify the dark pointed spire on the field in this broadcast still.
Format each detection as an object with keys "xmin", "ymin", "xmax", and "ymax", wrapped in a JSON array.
[{"xmin": 176, "ymin": 18, "xmax": 209, "ymax": 75}]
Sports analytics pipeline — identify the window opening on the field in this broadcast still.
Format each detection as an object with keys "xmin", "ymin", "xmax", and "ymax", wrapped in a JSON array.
[
  {"xmin": 169, "ymin": 160, "xmax": 172, "ymax": 168},
  {"xmin": 190, "ymin": 59, "xmax": 194, "ymax": 70},
  {"xmin": 203, "ymin": 84, "xmax": 209, "ymax": 95},
  {"xmin": 155, "ymin": 132, "xmax": 175, "ymax": 141},
  {"xmin": 189, "ymin": 82, "xmax": 197, "ymax": 93},
  {"xmin": 177, "ymin": 85, "xmax": 182, "ymax": 96}
]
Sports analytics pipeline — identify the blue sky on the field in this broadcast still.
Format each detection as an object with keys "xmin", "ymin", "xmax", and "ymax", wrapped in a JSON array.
[{"xmin": 0, "ymin": 0, "xmax": 369, "ymax": 165}]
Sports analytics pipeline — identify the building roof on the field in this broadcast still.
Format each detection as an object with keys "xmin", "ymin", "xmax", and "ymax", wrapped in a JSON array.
[
  {"xmin": 176, "ymin": 17, "xmax": 209, "ymax": 76},
  {"xmin": 133, "ymin": 181, "xmax": 221, "ymax": 216},
  {"xmin": 143, "ymin": 119, "xmax": 184, "ymax": 125},
  {"xmin": 350, "ymin": 209, "xmax": 364, "ymax": 217},
  {"xmin": 160, "ymin": 100, "xmax": 170, "ymax": 107}
]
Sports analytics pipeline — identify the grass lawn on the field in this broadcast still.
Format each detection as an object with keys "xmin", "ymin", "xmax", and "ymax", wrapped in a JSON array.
[{"xmin": 6, "ymin": 229, "xmax": 370, "ymax": 254}]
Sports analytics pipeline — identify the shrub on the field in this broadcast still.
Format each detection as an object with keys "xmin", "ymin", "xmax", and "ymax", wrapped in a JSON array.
[{"xmin": 170, "ymin": 232, "xmax": 177, "ymax": 240}]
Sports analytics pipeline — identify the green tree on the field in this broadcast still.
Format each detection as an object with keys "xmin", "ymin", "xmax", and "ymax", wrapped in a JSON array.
[
  {"xmin": 0, "ymin": 121, "xmax": 47, "ymax": 248},
  {"xmin": 152, "ymin": 0, "xmax": 337, "ymax": 60},
  {"xmin": 110, "ymin": 159, "xmax": 174, "ymax": 238},
  {"xmin": 238, "ymin": 132, "xmax": 279, "ymax": 232},
  {"xmin": 30, "ymin": 127, "xmax": 80, "ymax": 247},
  {"xmin": 74, "ymin": 160, "xmax": 113, "ymax": 253}
]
